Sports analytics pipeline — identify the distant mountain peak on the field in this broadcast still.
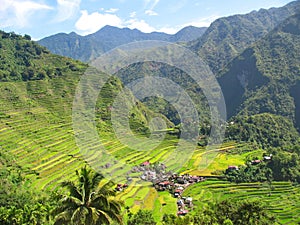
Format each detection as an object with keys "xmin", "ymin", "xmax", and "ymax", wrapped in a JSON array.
[{"xmin": 38, "ymin": 25, "xmax": 207, "ymax": 62}]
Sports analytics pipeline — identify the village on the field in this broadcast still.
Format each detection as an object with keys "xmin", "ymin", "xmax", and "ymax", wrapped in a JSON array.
[
  {"xmin": 116, "ymin": 161, "xmax": 205, "ymax": 216},
  {"xmin": 115, "ymin": 153, "xmax": 274, "ymax": 216}
]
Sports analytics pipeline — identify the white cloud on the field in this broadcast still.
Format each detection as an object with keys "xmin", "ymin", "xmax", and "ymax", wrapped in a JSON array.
[
  {"xmin": 54, "ymin": 0, "xmax": 81, "ymax": 22},
  {"xmin": 0, "ymin": 0, "xmax": 52, "ymax": 28},
  {"xmin": 157, "ymin": 27, "xmax": 177, "ymax": 34},
  {"xmin": 144, "ymin": 0, "xmax": 160, "ymax": 15},
  {"xmin": 145, "ymin": 10, "xmax": 158, "ymax": 16},
  {"xmin": 105, "ymin": 8, "xmax": 119, "ymax": 13},
  {"xmin": 181, "ymin": 15, "xmax": 219, "ymax": 28},
  {"xmin": 126, "ymin": 19, "xmax": 155, "ymax": 33},
  {"xmin": 129, "ymin": 11, "xmax": 136, "ymax": 18},
  {"xmin": 75, "ymin": 10, "xmax": 123, "ymax": 35}
]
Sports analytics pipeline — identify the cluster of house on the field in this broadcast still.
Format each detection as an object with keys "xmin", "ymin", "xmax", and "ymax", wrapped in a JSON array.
[
  {"xmin": 153, "ymin": 173, "xmax": 205, "ymax": 216},
  {"xmin": 131, "ymin": 161, "xmax": 205, "ymax": 216},
  {"xmin": 130, "ymin": 161, "xmax": 171, "ymax": 184},
  {"xmin": 114, "ymin": 161, "xmax": 206, "ymax": 216},
  {"xmin": 115, "ymin": 183, "xmax": 128, "ymax": 192}
]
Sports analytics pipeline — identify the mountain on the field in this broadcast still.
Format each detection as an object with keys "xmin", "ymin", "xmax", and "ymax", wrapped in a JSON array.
[
  {"xmin": 170, "ymin": 26, "xmax": 207, "ymax": 42},
  {"xmin": 113, "ymin": 11, "xmax": 300, "ymax": 148},
  {"xmin": 218, "ymin": 13, "xmax": 300, "ymax": 133},
  {"xmin": 115, "ymin": 61, "xmax": 210, "ymax": 126},
  {"xmin": 0, "ymin": 30, "xmax": 173, "ymax": 189},
  {"xmin": 189, "ymin": 0, "xmax": 300, "ymax": 74},
  {"xmin": 37, "ymin": 25, "xmax": 207, "ymax": 62}
]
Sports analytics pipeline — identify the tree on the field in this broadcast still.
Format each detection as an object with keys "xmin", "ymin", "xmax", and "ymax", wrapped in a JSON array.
[
  {"xmin": 53, "ymin": 166, "xmax": 124, "ymax": 225},
  {"xmin": 212, "ymin": 199, "xmax": 277, "ymax": 225},
  {"xmin": 127, "ymin": 210, "xmax": 156, "ymax": 225}
]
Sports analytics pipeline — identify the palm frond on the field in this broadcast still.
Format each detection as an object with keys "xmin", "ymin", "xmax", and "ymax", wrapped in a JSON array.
[
  {"xmin": 99, "ymin": 208, "xmax": 123, "ymax": 225},
  {"xmin": 53, "ymin": 196, "xmax": 82, "ymax": 216},
  {"xmin": 98, "ymin": 182, "xmax": 116, "ymax": 197},
  {"xmin": 61, "ymin": 181, "xmax": 83, "ymax": 200},
  {"xmin": 90, "ymin": 195, "xmax": 109, "ymax": 209},
  {"xmin": 92, "ymin": 173, "xmax": 104, "ymax": 189},
  {"xmin": 85, "ymin": 207, "xmax": 96, "ymax": 225},
  {"xmin": 109, "ymin": 199, "xmax": 124, "ymax": 213},
  {"xmin": 71, "ymin": 206, "xmax": 88, "ymax": 225},
  {"xmin": 95, "ymin": 209, "xmax": 111, "ymax": 225},
  {"xmin": 53, "ymin": 210, "xmax": 73, "ymax": 225}
]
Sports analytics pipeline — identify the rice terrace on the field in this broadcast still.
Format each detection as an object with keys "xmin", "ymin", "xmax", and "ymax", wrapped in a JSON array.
[{"xmin": 1, "ymin": 0, "xmax": 300, "ymax": 224}]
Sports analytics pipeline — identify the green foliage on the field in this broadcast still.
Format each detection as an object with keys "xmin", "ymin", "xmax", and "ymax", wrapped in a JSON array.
[
  {"xmin": 53, "ymin": 166, "xmax": 124, "ymax": 225},
  {"xmin": 226, "ymin": 113, "xmax": 299, "ymax": 148},
  {"xmin": 204, "ymin": 199, "xmax": 278, "ymax": 225},
  {"xmin": 225, "ymin": 145, "xmax": 300, "ymax": 183},
  {"xmin": 160, "ymin": 199, "xmax": 277, "ymax": 225},
  {"xmin": 190, "ymin": 1, "xmax": 300, "ymax": 74},
  {"xmin": 127, "ymin": 210, "xmax": 156, "ymax": 225},
  {"xmin": 0, "ymin": 151, "xmax": 56, "ymax": 225},
  {"xmin": 267, "ymin": 146, "xmax": 300, "ymax": 182},
  {"xmin": 224, "ymin": 161, "xmax": 273, "ymax": 183},
  {"xmin": 0, "ymin": 30, "xmax": 86, "ymax": 82},
  {"xmin": 115, "ymin": 62, "xmax": 210, "ymax": 126}
]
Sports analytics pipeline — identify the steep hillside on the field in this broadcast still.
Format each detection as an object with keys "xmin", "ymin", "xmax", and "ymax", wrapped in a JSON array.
[
  {"xmin": 115, "ymin": 62, "xmax": 210, "ymax": 126},
  {"xmin": 190, "ymin": 0, "xmax": 300, "ymax": 74},
  {"xmin": 0, "ymin": 31, "xmax": 86, "ymax": 81},
  {"xmin": 38, "ymin": 25, "xmax": 206, "ymax": 62},
  {"xmin": 0, "ymin": 31, "xmax": 172, "ymax": 190},
  {"xmin": 219, "ymin": 13, "xmax": 300, "ymax": 129},
  {"xmin": 226, "ymin": 113, "xmax": 299, "ymax": 148}
]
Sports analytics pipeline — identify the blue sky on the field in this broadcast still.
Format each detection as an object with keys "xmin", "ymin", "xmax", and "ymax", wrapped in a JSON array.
[{"xmin": 0, "ymin": 0, "xmax": 295, "ymax": 40}]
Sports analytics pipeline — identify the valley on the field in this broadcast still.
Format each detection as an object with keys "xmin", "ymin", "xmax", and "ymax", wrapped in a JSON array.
[{"xmin": 1, "ymin": 1, "xmax": 300, "ymax": 224}]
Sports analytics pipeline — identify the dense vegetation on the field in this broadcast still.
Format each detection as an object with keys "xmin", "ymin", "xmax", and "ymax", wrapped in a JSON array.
[
  {"xmin": 53, "ymin": 167, "xmax": 123, "ymax": 225},
  {"xmin": 0, "ymin": 151, "xmax": 56, "ymax": 225},
  {"xmin": 225, "ymin": 113, "xmax": 300, "ymax": 148},
  {"xmin": 219, "ymin": 13, "xmax": 300, "ymax": 123},
  {"xmin": 225, "ymin": 145, "xmax": 300, "ymax": 183},
  {"xmin": 116, "ymin": 62, "xmax": 210, "ymax": 126},
  {"xmin": 129, "ymin": 199, "xmax": 277, "ymax": 225},
  {"xmin": 189, "ymin": 0, "xmax": 300, "ymax": 74},
  {"xmin": 0, "ymin": 31, "xmax": 86, "ymax": 82}
]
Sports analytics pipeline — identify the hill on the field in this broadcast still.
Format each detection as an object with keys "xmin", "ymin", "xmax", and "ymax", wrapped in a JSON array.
[
  {"xmin": 38, "ymin": 25, "xmax": 207, "ymax": 62},
  {"xmin": 189, "ymin": 0, "xmax": 300, "ymax": 74},
  {"xmin": 0, "ymin": 30, "xmax": 173, "ymax": 189},
  {"xmin": 0, "ymin": 31, "xmax": 86, "ymax": 81},
  {"xmin": 218, "ymin": 13, "xmax": 300, "ymax": 120},
  {"xmin": 218, "ymin": 13, "xmax": 300, "ymax": 148}
]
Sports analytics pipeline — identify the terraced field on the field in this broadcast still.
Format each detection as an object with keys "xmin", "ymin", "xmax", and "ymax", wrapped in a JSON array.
[
  {"xmin": 115, "ymin": 179, "xmax": 177, "ymax": 223},
  {"xmin": 2, "ymin": 75, "xmax": 298, "ymax": 223},
  {"xmin": 2, "ymin": 91, "xmax": 300, "ymax": 224},
  {"xmin": 184, "ymin": 179, "xmax": 300, "ymax": 224},
  {"xmin": 0, "ymin": 77, "xmax": 239, "ymax": 190}
]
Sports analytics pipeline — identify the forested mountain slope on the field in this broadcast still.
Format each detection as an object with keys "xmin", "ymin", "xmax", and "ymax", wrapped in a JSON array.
[{"xmin": 189, "ymin": 0, "xmax": 300, "ymax": 74}]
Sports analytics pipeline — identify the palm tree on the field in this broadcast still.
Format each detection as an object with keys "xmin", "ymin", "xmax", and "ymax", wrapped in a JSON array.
[{"xmin": 53, "ymin": 166, "xmax": 124, "ymax": 225}]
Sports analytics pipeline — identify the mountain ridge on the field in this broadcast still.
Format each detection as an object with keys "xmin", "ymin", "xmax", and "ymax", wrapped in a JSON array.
[
  {"xmin": 189, "ymin": 0, "xmax": 300, "ymax": 74},
  {"xmin": 38, "ymin": 25, "xmax": 207, "ymax": 62},
  {"xmin": 218, "ymin": 13, "xmax": 300, "ymax": 127}
]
